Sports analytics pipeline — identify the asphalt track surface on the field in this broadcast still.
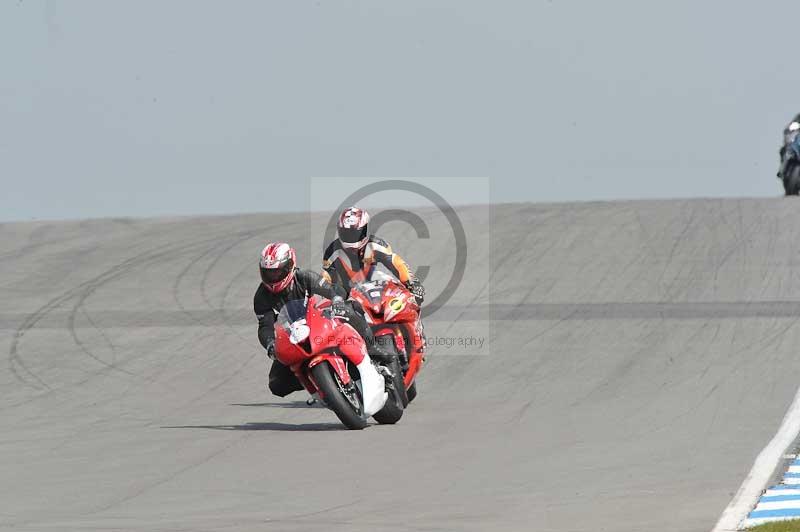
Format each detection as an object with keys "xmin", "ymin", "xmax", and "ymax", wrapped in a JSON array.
[{"xmin": 4, "ymin": 198, "xmax": 800, "ymax": 532}]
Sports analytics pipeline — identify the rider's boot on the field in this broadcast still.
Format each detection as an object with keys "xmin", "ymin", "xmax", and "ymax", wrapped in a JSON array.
[{"xmin": 353, "ymin": 312, "xmax": 395, "ymax": 364}]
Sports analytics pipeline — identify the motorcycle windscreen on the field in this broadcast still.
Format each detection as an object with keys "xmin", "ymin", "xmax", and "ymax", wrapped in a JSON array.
[
  {"xmin": 352, "ymin": 280, "xmax": 387, "ymax": 305},
  {"xmin": 352, "ymin": 271, "xmax": 399, "ymax": 301},
  {"xmin": 276, "ymin": 299, "xmax": 307, "ymax": 332}
]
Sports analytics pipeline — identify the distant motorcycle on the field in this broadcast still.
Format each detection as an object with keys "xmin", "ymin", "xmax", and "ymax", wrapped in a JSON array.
[
  {"xmin": 782, "ymin": 136, "xmax": 800, "ymax": 195},
  {"xmin": 349, "ymin": 276, "xmax": 425, "ymax": 406},
  {"xmin": 273, "ymin": 296, "xmax": 405, "ymax": 429}
]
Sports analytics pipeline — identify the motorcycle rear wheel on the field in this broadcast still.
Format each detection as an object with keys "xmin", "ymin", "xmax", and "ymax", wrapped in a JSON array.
[
  {"xmin": 372, "ymin": 356, "xmax": 405, "ymax": 425},
  {"xmin": 374, "ymin": 335, "xmax": 410, "ymax": 408},
  {"xmin": 407, "ymin": 381, "xmax": 418, "ymax": 403},
  {"xmin": 311, "ymin": 362, "xmax": 368, "ymax": 430}
]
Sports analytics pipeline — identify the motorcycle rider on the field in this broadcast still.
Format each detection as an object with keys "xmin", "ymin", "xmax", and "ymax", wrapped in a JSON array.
[
  {"xmin": 323, "ymin": 207, "xmax": 427, "ymax": 365},
  {"xmin": 322, "ymin": 206, "xmax": 426, "ymax": 302},
  {"xmin": 777, "ymin": 114, "xmax": 800, "ymax": 178},
  {"xmin": 254, "ymin": 242, "xmax": 387, "ymax": 407}
]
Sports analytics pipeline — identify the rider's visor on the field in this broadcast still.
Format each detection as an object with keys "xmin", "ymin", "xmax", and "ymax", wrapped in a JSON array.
[
  {"xmin": 260, "ymin": 262, "xmax": 292, "ymax": 284},
  {"xmin": 338, "ymin": 225, "xmax": 368, "ymax": 244}
]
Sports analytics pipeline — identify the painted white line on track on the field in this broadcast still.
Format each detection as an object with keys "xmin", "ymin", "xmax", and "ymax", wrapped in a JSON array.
[{"xmin": 712, "ymin": 384, "xmax": 800, "ymax": 531}]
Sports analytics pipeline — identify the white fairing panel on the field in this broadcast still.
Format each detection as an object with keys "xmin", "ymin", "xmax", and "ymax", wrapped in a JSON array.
[{"xmin": 356, "ymin": 357, "xmax": 388, "ymax": 416}]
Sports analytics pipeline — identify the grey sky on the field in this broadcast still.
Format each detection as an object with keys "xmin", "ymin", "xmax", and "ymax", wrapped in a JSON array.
[{"xmin": 1, "ymin": 0, "xmax": 798, "ymax": 221}]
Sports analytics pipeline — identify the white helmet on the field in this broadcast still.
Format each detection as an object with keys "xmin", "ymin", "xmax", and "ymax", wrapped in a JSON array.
[{"xmin": 337, "ymin": 207, "xmax": 370, "ymax": 250}]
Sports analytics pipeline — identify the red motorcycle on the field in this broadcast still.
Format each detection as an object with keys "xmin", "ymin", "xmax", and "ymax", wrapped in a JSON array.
[
  {"xmin": 273, "ymin": 296, "xmax": 405, "ymax": 430},
  {"xmin": 349, "ymin": 277, "xmax": 425, "ymax": 406}
]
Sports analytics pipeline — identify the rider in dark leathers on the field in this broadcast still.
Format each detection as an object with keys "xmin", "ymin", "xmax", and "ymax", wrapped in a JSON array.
[
  {"xmin": 254, "ymin": 242, "xmax": 388, "ymax": 397},
  {"xmin": 777, "ymin": 114, "xmax": 800, "ymax": 178}
]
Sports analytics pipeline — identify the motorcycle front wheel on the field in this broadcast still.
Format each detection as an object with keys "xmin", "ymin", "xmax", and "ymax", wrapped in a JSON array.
[
  {"xmin": 784, "ymin": 163, "xmax": 800, "ymax": 196},
  {"xmin": 311, "ymin": 361, "xmax": 368, "ymax": 430}
]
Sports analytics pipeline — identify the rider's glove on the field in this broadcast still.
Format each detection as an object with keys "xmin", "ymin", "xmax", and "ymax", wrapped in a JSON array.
[
  {"xmin": 407, "ymin": 279, "xmax": 425, "ymax": 304},
  {"xmin": 331, "ymin": 296, "xmax": 349, "ymax": 319},
  {"xmin": 266, "ymin": 339, "xmax": 277, "ymax": 360}
]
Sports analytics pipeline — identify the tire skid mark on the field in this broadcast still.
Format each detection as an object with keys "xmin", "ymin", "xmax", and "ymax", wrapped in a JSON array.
[
  {"xmin": 657, "ymin": 201, "xmax": 698, "ymax": 293},
  {"xmin": 574, "ymin": 204, "xmax": 643, "ymax": 302},
  {"xmin": 149, "ymin": 229, "xmax": 265, "ymax": 381},
  {"xmin": 451, "ymin": 203, "xmax": 552, "ymax": 335},
  {"xmin": 9, "ymin": 244, "xmax": 184, "ymax": 394},
  {"xmin": 0, "ymin": 223, "xmax": 135, "ymax": 267},
  {"xmin": 171, "ymin": 240, "xmax": 223, "ymax": 317},
  {"xmin": 0, "ymin": 233, "xmax": 264, "ymax": 413},
  {"xmin": 202, "ymin": 220, "xmax": 302, "ymax": 345},
  {"xmin": 143, "ymin": 221, "xmax": 308, "ymax": 423},
  {"xmin": 6, "ymin": 229, "xmax": 260, "ymax": 395},
  {"xmin": 25, "ymin": 232, "xmax": 242, "ymax": 406},
  {"xmin": 661, "ymin": 201, "xmax": 709, "ymax": 302},
  {"xmin": 8, "ymin": 240, "xmax": 180, "ymax": 390},
  {"xmin": 219, "ymin": 258, "xmax": 253, "ymax": 318},
  {"xmin": 127, "ymin": 223, "xmax": 293, "ymax": 407},
  {"xmin": 80, "ymin": 306, "xmax": 118, "ymax": 365},
  {"xmin": 67, "ymin": 279, "xmax": 140, "ymax": 380},
  {"xmin": 199, "ymin": 234, "xmax": 255, "ymax": 311},
  {"xmin": 718, "ymin": 310, "xmax": 800, "ymax": 391},
  {"xmin": 711, "ymin": 205, "xmax": 765, "ymax": 288},
  {"xmin": 662, "ymin": 201, "xmax": 720, "ymax": 301},
  {"xmin": 197, "ymin": 230, "xmax": 264, "ymax": 343},
  {"xmin": 67, "ymin": 228, "xmax": 268, "ymax": 394}
]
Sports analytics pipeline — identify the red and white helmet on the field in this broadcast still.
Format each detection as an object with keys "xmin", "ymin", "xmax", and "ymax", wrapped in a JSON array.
[
  {"xmin": 338, "ymin": 207, "xmax": 370, "ymax": 250},
  {"xmin": 259, "ymin": 242, "xmax": 297, "ymax": 293}
]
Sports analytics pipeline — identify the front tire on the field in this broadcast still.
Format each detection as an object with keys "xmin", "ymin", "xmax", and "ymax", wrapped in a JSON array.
[
  {"xmin": 310, "ymin": 362, "xmax": 368, "ymax": 430},
  {"xmin": 784, "ymin": 163, "xmax": 800, "ymax": 196}
]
